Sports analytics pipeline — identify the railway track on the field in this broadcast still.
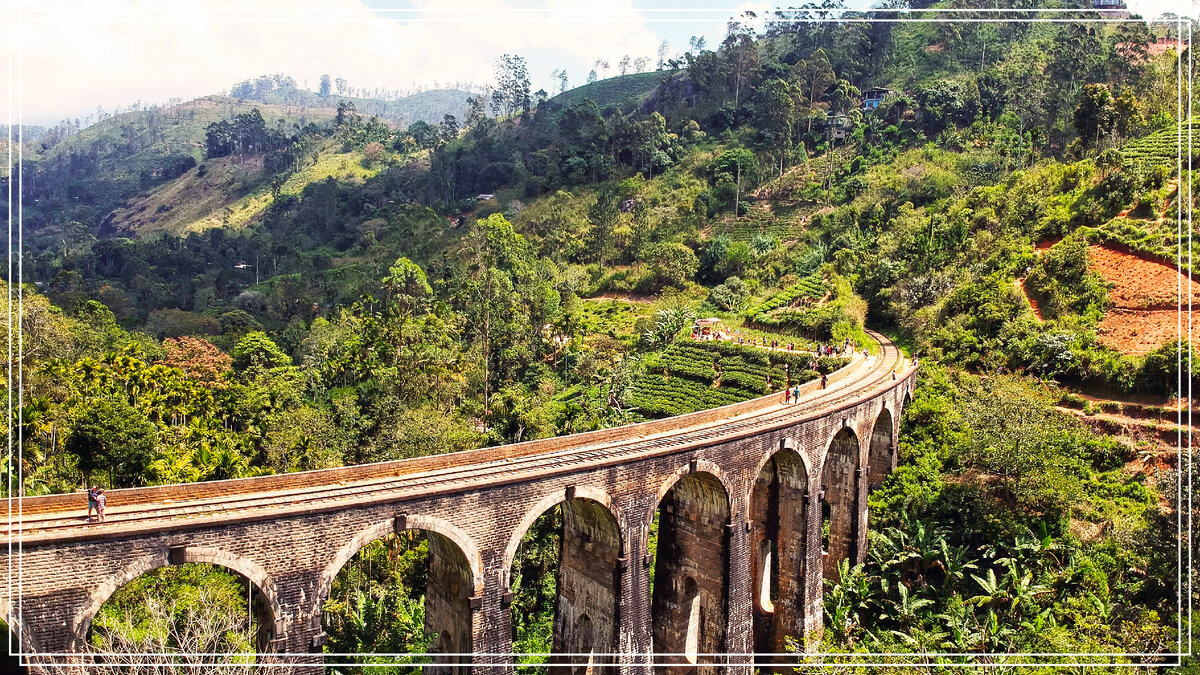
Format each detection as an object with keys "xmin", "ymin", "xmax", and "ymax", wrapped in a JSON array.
[{"xmin": 7, "ymin": 332, "xmax": 911, "ymax": 543}]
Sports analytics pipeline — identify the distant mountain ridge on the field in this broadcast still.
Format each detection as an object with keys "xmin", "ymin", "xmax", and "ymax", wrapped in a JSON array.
[
  {"xmin": 8, "ymin": 88, "xmax": 473, "ymax": 245},
  {"xmin": 256, "ymin": 87, "xmax": 474, "ymax": 127}
]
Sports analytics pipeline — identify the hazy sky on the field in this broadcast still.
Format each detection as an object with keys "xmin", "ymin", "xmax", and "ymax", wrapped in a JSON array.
[{"xmin": 3, "ymin": 0, "xmax": 1196, "ymax": 127}]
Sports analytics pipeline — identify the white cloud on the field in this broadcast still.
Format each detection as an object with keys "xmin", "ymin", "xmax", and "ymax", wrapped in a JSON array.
[
  {"xmin": 4, "ymin": 0, "xmax": 1194, "ymax": 127},
  {"xmin": 3, "ymin": 0, "xmax": 667, "ymax": 125},
  {"xmin": 1127, "ymin": 0, "xmax": 1199, "ymax": 20}
]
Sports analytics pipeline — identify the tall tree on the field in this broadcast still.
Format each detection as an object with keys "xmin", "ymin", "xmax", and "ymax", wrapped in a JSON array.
[
  {"xmin": 794, "ymin": 48, "xmax": 835, "ymax": 132},
  {"xmin": 1073, "ymin": 83, "xmax": 1115, "ymax": 150},
  {"xmin": 587, "ymin": 187, "xmax": 621, "ymax": 270},
  {"xmin": 493, "ymin": 54, "xmax": 532, "ymax": 117},
  {"xmin": 722, "ymin": 15, "xmax": 760, "ymax": 108}
]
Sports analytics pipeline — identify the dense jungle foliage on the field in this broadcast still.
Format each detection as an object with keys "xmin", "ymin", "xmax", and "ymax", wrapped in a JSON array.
[{"xmin": 2, "ymin": 2, "xmax": 1197, "ymax": 672}]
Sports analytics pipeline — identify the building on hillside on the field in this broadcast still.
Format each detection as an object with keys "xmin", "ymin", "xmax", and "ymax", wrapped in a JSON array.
[
  {"xmin": 1093, "ymin": 0, "xmax": 1130, "ymax": 17},
  {"xmin": 863, "ymin": 87, "xmax": 891, "ymax": 110},
  {"xmin": 826, "ymin": 113, "xmax": 852, "ymax": 141}
]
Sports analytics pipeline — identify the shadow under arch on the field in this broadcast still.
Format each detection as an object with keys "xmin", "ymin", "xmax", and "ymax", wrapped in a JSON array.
[
  {"xmin": 749, "ymin": 441, "xmax": 810, "ymax": 660},
  {"xmin": 319, "ymin": 515, "xmax": 483, "ymax": 674},
  {"xmin": 649, "ymin": 468, "xmax": 731, "ymax": 672},
  {"xmin": 867, "ymin": 407, "xmax": 896, "ymax": 492},
  {"xmin": 504, "ymin": 487, "xmax": 623, "ymax": 674},
  {"xmin": 820, "ymin": 426, "xmax": 861, "ymax": 580},
  {"xmin": 70, "ymin": 546, "xmax": 283, "ymax": 654},
  {"xmin": 0, "ymin": 597, "xmax": 39, "ymax": 660}
]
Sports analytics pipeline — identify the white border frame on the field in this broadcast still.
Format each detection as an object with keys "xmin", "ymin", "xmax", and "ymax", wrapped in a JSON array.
[{"xmin": 5, "ymin": 3, "xmax": 1193, "ymax": 670}]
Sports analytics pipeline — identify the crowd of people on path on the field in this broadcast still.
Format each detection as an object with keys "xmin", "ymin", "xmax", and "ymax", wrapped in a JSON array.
[
  {"xmin": 814, "ymin": 337, "xmax": 865, "ymax": 358},
  {"xmin": 782, "ymin": 370, "xmax": 830, "ymax": 405},
  {"xmin": 86, "ymin": 485, "xmax": 106, "ymax": 523},
  {"xmin": 696, "ymin": 328, "xmax": 876, "ymax": 362}
]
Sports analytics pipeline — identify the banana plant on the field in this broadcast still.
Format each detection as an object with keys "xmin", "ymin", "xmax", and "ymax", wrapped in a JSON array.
[
  {"xmin": 882, "ymin": 581, "xmax": 935, "ymax": 629},
  {"xmin": 824, "ymin": 559, "xmax": 874, "ymax": 647}
]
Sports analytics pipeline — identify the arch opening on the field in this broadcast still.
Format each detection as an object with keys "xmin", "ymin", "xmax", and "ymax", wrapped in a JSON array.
[
  {"xmin": 650, "ymin": 470, "xmax": 729, "ymax": 672},
  {"xmin": 321, "ymin": 528, "xmax": 474, "ymax": 674},
  {"xmin": 750, "ymin": 448, "xmax": 808, "ymax": 660},
  {"xmin": 0, "ymin": 618, "xmax": 25, "ymax": 672},
  {"xmin": 508, "ymin": 496, "xmax": 621, "ymax": 675},
  {"xmin": 868, "ymin": 409, "xmax": 895, "ymax": 493},
  {"xmin": 822, "ymin": 428, "xmax": 861, "ymax": 580},
  {"xmin": 84, "ymin": 562, "xmax": 275, "ymax": 666}
]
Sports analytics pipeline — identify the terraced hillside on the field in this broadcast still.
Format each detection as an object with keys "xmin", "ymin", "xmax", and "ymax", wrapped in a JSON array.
[
  {"xmin": 548, "ymin": 71, "xmax": 669, "ymax": 110},
  {"xmin": 1119, "ymin": 121, "xmax": 1200, "ymax": 175},
  {"xmin": 711, "ymin": 202, "xmax": 809, "ymax": 243},
  {"xmin": 629, "ymin": 339, "xmax": 848, "ymax": 418}
]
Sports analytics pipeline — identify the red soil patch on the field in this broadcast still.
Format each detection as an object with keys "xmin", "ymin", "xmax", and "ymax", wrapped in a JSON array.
[
  {"xmin": 1034, "ymin": 238, "xmax": 1060, "ymax": 254},
  {"xmin": 1089, "ymin": 246, "xmax": 1200, "ymax": 309},
  {"xmin": 1089, "ymin": 245, "xmax": 1200, "ymax": 355}
]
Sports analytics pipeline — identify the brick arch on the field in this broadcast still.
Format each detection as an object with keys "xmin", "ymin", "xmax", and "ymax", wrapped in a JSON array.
[
  {"xmin": 646, "ymin": 458, "xmax": 737, "ymax": 537},
  {"xmin": 816, "ymin": 420, "xmax": 863, "ymax": 471},
  {"xmin": 503, "ymin": 486, "xmax": 624, "ymax": 672},
  {"xmin": 867, "ymin": 407, "xmax": 896, "ymax": 492},
  {"xmin": 648, "ymin": 464, "xmax": 732, "ymax": 666},
  {"xmin": 69, "ymin": 547, "xmax": 284, "ymax": 652},
  {"xmin": 748, "ymin": 438, "xmax": 811, "ymax": 656},
  {"xmin": 319, "ymin": 514, "xmax": 484, "ymax": 606},
  {"xmin": 746, "ymin": 437, "xmax": 813, "ymax": 515},
  {"xmin": 501, "ymin": 485, "xmax": 624, "ymax": 575},
  {"xmin": 818, "ymin": 426, "xmax": 862, "ymax": 579}
]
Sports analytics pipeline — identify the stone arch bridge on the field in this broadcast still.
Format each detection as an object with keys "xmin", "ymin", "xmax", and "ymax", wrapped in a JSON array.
[{"xmin": 3, "ymin": 331, "xmax": 915, "ymax": 673}]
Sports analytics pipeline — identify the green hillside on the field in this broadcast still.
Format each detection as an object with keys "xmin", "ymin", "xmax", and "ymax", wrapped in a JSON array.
[
  {"xmin": 548, "ymin": 70, "xmax": 669, "ymax": 110},
  {"xmin": 16, "ymin": 97, "xmax": 338, "ymax": 241},
  {"xmin": 103, "ymin": 139, "xmax": 387, "ymax": 237},
  {"xmin": 258, "ymin": 86, "xmax": 473, "ymax": 126},
  {"xmin": 13, "ymin": 90, "xmax": 469, "ymax": 246}
]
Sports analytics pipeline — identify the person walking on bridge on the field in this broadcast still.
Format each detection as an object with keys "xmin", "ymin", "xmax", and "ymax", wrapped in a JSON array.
[
  {"xmin": 784, "ymin": 387, "xmax": 792, "ymax": 405},
  {"xmin": 792, "ymin": 384, "xmax": 800, "ymax": 402},
  {"xmin": 821, "ymin": 372, "xmax": 828, "ymax": 389}
]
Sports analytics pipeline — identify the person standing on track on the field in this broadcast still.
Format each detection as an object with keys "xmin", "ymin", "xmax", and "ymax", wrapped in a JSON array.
[
  {"xmin": 86, "ymin": 485, "xmax": 99, "ymax": 521},
  {"xmin": 95, "ymin": 488, "xmax": 107, "ymax": 523}
]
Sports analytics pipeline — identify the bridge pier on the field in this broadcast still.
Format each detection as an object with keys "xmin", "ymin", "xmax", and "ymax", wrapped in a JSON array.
[
  {"xmin": 649, "ymin": 469, "xmax": 731, "ymax": 674},
  {"xmin": 750, "ymin": 443, "xmax": 812, "ymax": 667},
  {"xmin": 821, "ymin": 427, "xmax": 862, "ymax": 579},
  {"xmin": 550, "ymin": 498, "xmax": 622, "ymax": 674}
]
